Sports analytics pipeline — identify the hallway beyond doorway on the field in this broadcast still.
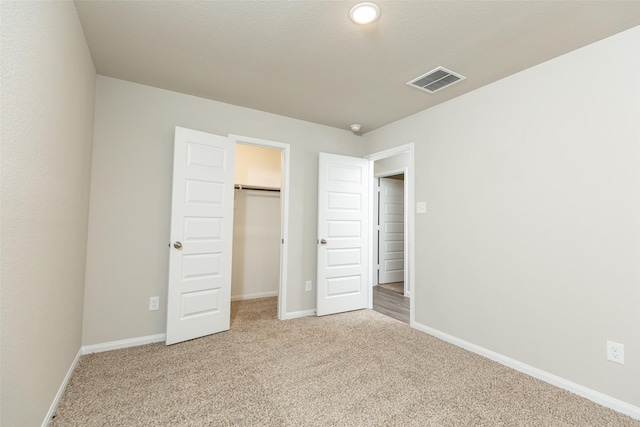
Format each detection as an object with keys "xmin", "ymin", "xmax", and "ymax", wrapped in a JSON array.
[{"xmin": 372, "ymin": 285, "xmax": 409, "ymax": 324}]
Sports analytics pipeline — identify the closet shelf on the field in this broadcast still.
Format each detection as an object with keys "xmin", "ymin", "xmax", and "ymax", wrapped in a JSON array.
[{"xmin": 234, "ymin": 184, "xmax": 280, "ymax": 192}]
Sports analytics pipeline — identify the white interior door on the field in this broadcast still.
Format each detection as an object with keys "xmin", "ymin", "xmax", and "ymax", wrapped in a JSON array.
[
  {"xmin": 317, "ymin": 153, "xmax": 370, "ymax": 316},
  {"xmin": 378, "ymin": 177, "xmax": 404, "ymax": 284},
  {"xmin": 166, "ymin": 127, "xmax": 235, "ymax": 345}
]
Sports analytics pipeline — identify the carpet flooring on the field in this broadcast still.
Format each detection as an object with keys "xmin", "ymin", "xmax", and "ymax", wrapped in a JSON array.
[{"xmin": 51, "ymin": 298, "xmax": 638, "ymax": 426}]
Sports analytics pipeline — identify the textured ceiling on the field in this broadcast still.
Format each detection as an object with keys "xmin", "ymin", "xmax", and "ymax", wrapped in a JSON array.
[{"xmin": 74, "ymin": 1, "xmax": 640, "ymax": 133}]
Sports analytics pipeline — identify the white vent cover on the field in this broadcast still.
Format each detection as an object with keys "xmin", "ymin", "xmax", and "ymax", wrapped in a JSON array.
[{"xmin": 407, "ymin": 67, "xmax": 465, "ymax": 93}]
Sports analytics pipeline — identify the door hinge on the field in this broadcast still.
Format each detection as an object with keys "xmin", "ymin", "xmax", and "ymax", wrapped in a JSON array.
[
  {"xmin": 376, "ymin": 264, "xmax": 380, "ymax": 270},
  {"xmin": 282, "ymin": 239, "xmax": 284, "ymax": 244}
]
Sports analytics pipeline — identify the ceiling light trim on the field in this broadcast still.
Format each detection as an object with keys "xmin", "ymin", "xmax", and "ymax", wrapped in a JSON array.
[{"xmin": 349, "ymin": 2, "xmax": 381, "ymax": 25}]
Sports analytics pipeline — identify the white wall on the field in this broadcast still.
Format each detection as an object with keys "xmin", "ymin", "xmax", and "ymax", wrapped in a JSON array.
[
  {"xmin": 82, "ymin": 76, "xmax": 362, "ymax": 345},
  {"xmin": 363, "ymin": 26, "xmax": 640, "ymax": 408},
  {"xmin": 232, "ymin": 189, "xmax": 281, "ymax": 300},
  {"xmin": 374, "ymin": 152, "xmax": 409, "ymax": 176},
  {"xmin": 0, "ymin": 2, "xmax": 96, "ymax": 425},
  {"xmin": 235, "ymin": 143, "xmax": 281, "ymax": 189}
]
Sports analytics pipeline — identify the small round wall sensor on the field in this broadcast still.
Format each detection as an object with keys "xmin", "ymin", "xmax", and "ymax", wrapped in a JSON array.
[{"xmin": 350, "ymin": 124, "xmax": 361, "ymax": 132}]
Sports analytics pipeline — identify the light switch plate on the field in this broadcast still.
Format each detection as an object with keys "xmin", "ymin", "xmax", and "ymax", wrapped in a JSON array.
[{"xmin": 416, "ymin": 202, "xmax": 427, "ymax": 214}]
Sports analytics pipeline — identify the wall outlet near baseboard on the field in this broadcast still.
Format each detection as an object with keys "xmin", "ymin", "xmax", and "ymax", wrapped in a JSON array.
[
  {"xmin": 149, "ymin": 296, "xmax": 160, "ymax": 311},
  {"xmin": 606, "ymin": 340, "xmax": 624, "ymax": 364},
  {"xmin": 305, "ymin": 280, "xmax": 312, "ymax": 292}
]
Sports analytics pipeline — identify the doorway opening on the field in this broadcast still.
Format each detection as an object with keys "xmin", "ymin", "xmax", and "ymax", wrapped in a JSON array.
[
  {"xmin": 365, "ymin": 144, "xmax": 415, "ymax": 326},
  {"xmin": 376, "ymin": 173, "xmax": 405, "ymax": 292},
  {"xmin": 231, "ymin": 143, "xmax": 281, "ymax": 317},
  {"xmin": 372, "ymin": 172, "xmax": 409, "ymax": 323},
  {"xmin": 230, "ymin": 135, "xmax": 290, "ymax": 321}
]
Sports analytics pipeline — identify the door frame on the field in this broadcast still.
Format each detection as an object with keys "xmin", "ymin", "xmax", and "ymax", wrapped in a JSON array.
[
  {"xmin": 364, "ymin": 143, "xmax": 415, "ymax": 326},
  {"xmin": 229, "ymin": 134, "xmax": 290, "ymax": 321}
]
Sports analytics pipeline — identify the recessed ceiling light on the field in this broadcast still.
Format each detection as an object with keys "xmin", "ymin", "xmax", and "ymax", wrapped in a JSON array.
[{"xmin": 349, "ymin": 2, "xmax": 380, "ymax": 25}]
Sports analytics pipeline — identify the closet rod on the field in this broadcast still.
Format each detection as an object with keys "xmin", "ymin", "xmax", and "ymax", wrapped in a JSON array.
[{"xmin": 234, "ymin": 184, "xmax": 280, "ymax": 193}]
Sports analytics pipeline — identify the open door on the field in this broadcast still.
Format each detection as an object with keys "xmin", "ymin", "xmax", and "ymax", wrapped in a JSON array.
[
  {"xmin": 317, "ymin": 153, "xmax": 370, "ymax": 316},
  {"xmin": 166, "ymin": 127, "xmax": 235, "ymax": 345},
  {"xmin": 378, "ymin": 177, "xmax": 404, "ymax": 285}
]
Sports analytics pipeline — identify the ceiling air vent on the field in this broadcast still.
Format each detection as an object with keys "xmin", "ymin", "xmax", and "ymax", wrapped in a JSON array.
[{"xmin": 407, "ymin": 67, "xmax": 465, "ymax": 93}]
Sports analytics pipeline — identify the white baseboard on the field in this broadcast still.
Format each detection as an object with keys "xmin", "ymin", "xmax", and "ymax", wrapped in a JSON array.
[
  {"xmin": 412, "ymin": 321, "xmax": 640, "ymax": 421},
  {"xmin": 283, "ymin": 309, "xmax": 315, "ymax": 320},
  {"xmin": 231, "ymin": 291, "xmax": 278, "ymax": 301},
  {"xmin": 81, "ymin": 333, "xmax": 166, "ymax": 355},
  {"xmin": 42, "ymin": 348, "xmax": 82, "ymax": 427}
]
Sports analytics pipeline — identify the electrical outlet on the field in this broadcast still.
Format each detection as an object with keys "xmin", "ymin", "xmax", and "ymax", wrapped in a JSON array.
[
  {"xmin": 607, "ymin": 340, "xmax": 624, "ymax": 365},
  {"xmin": 149, "ymin": 296, "xmax": 160, "ymax": 311},
  {"xmin": 305, "ymin": 280, "xmax": 312, "ymax": 292}
]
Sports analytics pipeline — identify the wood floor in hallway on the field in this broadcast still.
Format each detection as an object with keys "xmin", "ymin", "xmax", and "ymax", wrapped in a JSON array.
[{"xmin": 372, "ymin": 284, "xmax": 409, "ymax": 324}]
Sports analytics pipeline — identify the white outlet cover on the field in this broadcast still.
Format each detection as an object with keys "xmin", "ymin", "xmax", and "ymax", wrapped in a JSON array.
[
  {"xmin": 416, "ymin": 202, "xmax": 427, "ymax": 214},
  {"xmin": 606, "ymin": 340, "xmax": 624, "ymax": 365}
]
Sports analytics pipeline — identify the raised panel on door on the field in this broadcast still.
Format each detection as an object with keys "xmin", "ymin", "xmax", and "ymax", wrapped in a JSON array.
[
  {"xmin": 317, "ymin": 153, "xmax": 370, "ymax": 316},
  {"xmin": 166, "ymin": 127, "xmax": 234, "ymax": 345}
]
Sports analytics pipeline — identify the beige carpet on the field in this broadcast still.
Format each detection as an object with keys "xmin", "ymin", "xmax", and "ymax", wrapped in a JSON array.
[
  {"xmin": 52, "ymin": 298, "xmax": 638, "ymax": 426},
  {"xmin": 378, "ymin": 282, "xmax": 404, "ymax": 294}
]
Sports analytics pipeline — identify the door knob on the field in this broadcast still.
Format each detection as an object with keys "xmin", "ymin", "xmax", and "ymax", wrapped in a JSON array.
[
  {"xmin": 320, "ymin": 239, "xmax": 327, "ymax": 245},
  {"xmin": 173, "ymin": 241, "xmax": 183, "ymax": 250}
]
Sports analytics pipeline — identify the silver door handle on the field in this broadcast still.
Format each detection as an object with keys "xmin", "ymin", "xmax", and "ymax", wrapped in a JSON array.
[
  {"xmin": 320, "ymin": 239, "xmax": 327, "ymax": 245},
  {"xmin": 173, "ymin": 241, "xmax": 183, "ymax": 250}
]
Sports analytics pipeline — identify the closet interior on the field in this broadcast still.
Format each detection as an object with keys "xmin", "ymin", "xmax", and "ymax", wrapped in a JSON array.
[{"xmin": 231, "ymin": 143, "xmax": 282, "ymax": 302}]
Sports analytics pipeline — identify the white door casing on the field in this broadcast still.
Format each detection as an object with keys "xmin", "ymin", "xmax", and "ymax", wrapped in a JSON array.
[
  {"xmin": 378, "ymin": 177, "xmax": 405, "ymax": 285},
  {"xmin": 166, "ymin": 127, "xmax": 235, "ymax": 345},
  {"xmin": 365, "ymin": 144, "xmax": 414, "ymax": 312},
  {"xmin": 317, "ymin": 153, "xmax": 370, "ymax": 316}
]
